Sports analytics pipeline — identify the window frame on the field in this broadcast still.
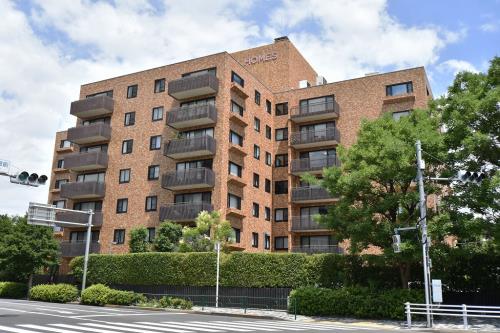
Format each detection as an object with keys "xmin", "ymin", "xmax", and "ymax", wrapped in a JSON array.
[
  {"xmin": 127, "ymin": 84, "xmax": 138, "ymax": 99},
  {"xmin": 254, "ymin": 90, "xmax": 261, "ymax": 105},
  {"xmin": 116, "ymin": 198, "xmax": 128, "ymax": 214},
  {"xmin": 265, "ymin": 207, "xmax": 271, "ymax": 221},
  {"xmin": 252, "ymin": 232, "xmax": 259, "ymax": 248},
  {"xmin": 275, "ymin": 128, "xmax": 288, "ymax": 141},
  {"xmin": 154, "ymin": 78, "xmax": 166, "ymax": 93},
  {"xmin": 145, "ymin": 195, "xmax": 158, "ymax": 212},
  {"xmin": 122, "ymin": 139, "xmax": 133, "ymax": 154},
  {"xmin": 266, "ymin": 99, "xmax": 272, "ymax": 114},
  {"xmin": 274, "ymin": 236, "xmax": 289, "ymax": 250},
  {"xmin": 265, "ymin": 179, "xmax": 271, "ymax": 193},
  {"xmin": 124, "ymin": 112, "xmax": 135, "ymax": 126},
  {"xmin": 275, "ymin": 154, "xmax": 289, "ymax": 167},
  {"xmin": 229, "ymin": 130, "xmax": 244, "ymax": 146},
  {"xmin": 274, "ymin": 208, "xmax": 289, "ymax": 222},
  {"xmin": 254, "ymin": 117, "xmax": 260, "ymax": 132},
  {"xmin": 252, "ymin": 202, "xmax": 260, "ymax": 218},
  {"xmin": 231, "ymin": 71, "xmax": 244, "ymax": 87},
  {"xmin": 253, "ymin": 144, "xmax": 260, "ymax": 160},
  {"xmin": 227, "ymin": 193, "xmax": 242, "ymax": 210},
  {"xmin": 274, "ymin": 180, "xmax": 288, "ymax": 194},
  {"xmin": 149, "ymin": 135, "xmax": 162, "ymax": 151},
  {"xmin": 265, "ymin": 152, "xmax": 272, "ymax": 166},
  {"xmin": 119, "ymin": 168, "xmax": 131, "ymax": 184},
  {"xmin": 386, "ymin": 81, "xmax": 413, "ymax": 96},
  {"xmin": 228, "ymin": 161, "xmax": 242, "ymax": 177},
  {"xmin": 275, "ymin": 102, "xmax": 288, "ymax": 116},
  {"xmin": 253, "ymin": 173, "xmax": 260, "ymax": 188},
  {"xmin": 148, "ymin": 165, "xmax": 160, "ymax": 180},
  {"xmin": 113, "ymin": 229, "xmax": 125, "ymax": 244},
  {"xmin": 152, "ymin": 106, "xmax": 164, "ymax": 122}
]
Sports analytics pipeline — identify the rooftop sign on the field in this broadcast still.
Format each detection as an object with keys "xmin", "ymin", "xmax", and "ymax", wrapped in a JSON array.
[{"xmin": 245, "ymin": 52, "xmax": 278, "ymax": 65}]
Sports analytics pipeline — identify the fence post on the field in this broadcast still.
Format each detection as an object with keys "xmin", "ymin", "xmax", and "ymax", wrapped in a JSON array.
[
  {"xmin": 406, "ymin": 302, "xmax": 411, "ymax": 329},
  {"xmin": 244, "ymin": 296, "xmax": 247, "ymax": 314},
  {"xmin": 294, "ymin": 297, "xmax": 297, "ymax": 321},
  {"xmin": 462, "ymin": 304, "xmax": 468, "ymax": 329}
]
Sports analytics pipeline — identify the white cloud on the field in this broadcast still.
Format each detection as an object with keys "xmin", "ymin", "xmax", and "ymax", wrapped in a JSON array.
[
  {"xmin": 437, "ymin": 59, "xmax": 479, "ymax": 74},
  {"xmin": 480, "ymin": 22, "xmax": 498, "ymax": 32}
]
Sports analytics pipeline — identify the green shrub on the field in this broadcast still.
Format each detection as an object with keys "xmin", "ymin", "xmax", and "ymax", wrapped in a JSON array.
[
  {"xmin": 158, "ymin": 296, "xmax": 192, "ymax": 309},
  {"xmin": 0, "ymin": 282, "xmax": 27, "ymax": 299},
  {"xmin": 289, "ymin": 287, "xmax": 424, "ymax": 320},
  {"xmin": 80, "ymin": 284, "xmax": 111, "ymax": 306},
  {"xmin": 158, "ymin": 296, "xmax": 172, "ymax": 308},
  {"xmin": 29, "ymin": 284, "xmax": 78, "ymax": 303},
  {"xmin": 107, "ymin": 289, "xmax": 146, "ymax": 306}
]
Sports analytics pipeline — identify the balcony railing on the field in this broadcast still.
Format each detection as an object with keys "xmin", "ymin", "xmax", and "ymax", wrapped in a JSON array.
[
  {"xmin": 159, "ymin": 202, "xmax": 214, "ymax": 222},
  {"xmin": 291, "ymin": 245, "xmax": 343, "ymax": 254},
  {"xmin": 162, "ymin": 168, "xmax": 215, "ymax": 190},
  {"xmin": 291, "ymin": 215, "xmax": 328, "ymax": 231},
  {"xmin": 290, "ymin": 100, "xmax": 340, "ymax": 123},
  {"xmin": 164, "ymin": 135, "xmax": 216, "ymax": 159},
  {"xmin": 168, "ymin": 73, "xmax": 219, "ymax": 100},
  {"xmin": 60, "ymin": 181, "xmax": 105, "ymax": 199},
  {"xmin": 55, "ymin": 211, "xmax": 103, "ymax": 227},
  {"xmin": 60, "ymin": 241, "xmax": 101, "ymax": 257},
  {"xmin": 67, "ymin": 123, "xmax": 111, "ymax": 145},
  {"xmin": 291, "ymin": 156, "xmax": 340, "ymax": 174},
  {"xmin": 290, "ymin": 127, "xmax": 340, "ymax": 148},
  {"xmin": 70, "ymin": 95, "xmax": 114, "ymax": 120},
  {"xmin": 291, "ymin": 186, "xmax": 334, "ymax": 203},
  {"xmin": 167, "ymin": 104, "xmax": 217, "ymax": 129},
  {"xmin": 63, "ymin": 151, "xmax": 108, "ymax": 172}
]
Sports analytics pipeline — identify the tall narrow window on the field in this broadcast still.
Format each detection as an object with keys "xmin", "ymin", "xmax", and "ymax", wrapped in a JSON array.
[
  {"xmin": 233, "ymin": 228, "xmax": 241, "ymax": 243},
  {"xmin": 254, "ymin": 90, "xmax": 261, "ymax": 105},
  {"xmin": 265, "ymin": 152, "xmax": 272, "ymax": 166},
  {"xmin": 252, "ymin": 203, "xmax": 259, "ymax": 217},
  {"xmin": 253, "ymin": 173, "xmax": 260, "ymax": 188},
  {"xmin": 265, "ymin": 207, "xmax": 271, "ymax": 221},
  {"xmin": 254, "ymin": 145, "xmax": 260, "ymax": 160},
  {"xmin": 122, "ymin": 140, "xmax": 133, "ymax": 154},
  {"xmin": 266, "ymin": 100, "xmax": 272, "ymax": 114},
  {"xmin": 254, "ymin": 117, "xmax": 260, "ymax": 132},
  {"xmin": 265, "ymin": 125, "xmax": 272, "ymax": 139},
  {"xmin": 145, "ymin": 196, "xmax": 157, "ymax": 212},
  {"xmin": 264, "ymin": 234, "xmax": 270, "ymax": 250},
  {"xmin": 127, "ymin": 84, "xmax": 138, "ymax": 98},
  {"xmin": 265, "ymin": 179, "xmax": 271, "ymax": 193},
  {"xmin": 154, "ymin": 78, "xmax": 165, "ymax": 93},
  {"xmin": 124, "ymin": 112, "xmax": 135, "ymax": 126},
  {"xmin": 252, "ymin": 232, "xmax": 259, "ymax": 248},
  {"xmin": 56, "ymin": 159, "xmax": 64, "ymax": 169}
]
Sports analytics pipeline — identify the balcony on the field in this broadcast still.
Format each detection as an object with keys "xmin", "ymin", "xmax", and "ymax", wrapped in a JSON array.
[
  {"xmin": 55, "ymin": 211, "xmax": 103, "ymax": 227},
  {"xmin": 162, "ymin": 168, "xmax": 215, "ymax": 190},
  {"xmin": 291, "ymin": 100, "xmax": 340, "ymax": 123},
  {"xmin": 291, "ymin": 245, "xmax": 342, "ymax": 254},
  {"xmin": 159, "ymin": 202, "xmax": 214, "ymax": 222},
  {"xmin": 63, "ymin": 151, "xmax": 108, "ymax": 172},
  {"xmin": 60, "ymin": 241, "xmax": 101, "ymax": 257},
  {"xmin": 70, "ymin": 95, "xmax": 114, "ymax": 120},
  {"xmin": 168, "ymin": 73, "xmax": 219, "ymax": 100},
  {"xmin": 290, "ymin": 128, "xmax": 340, "ymax": 149},
  {"xmin": 67, "ymin": 123, "xmax": 111, "ymax": 145},
  {"xmin": 167, "ymin": 104, "xmax": 217, "ymax": 129},
  {"xmin": 60, "ymin": 181, "xmax": 105, "ymax": 199},
  {"xmin": 291, "ymin": 156, "xmax": 340, "ymax": 175},
  {"xmin": 291, "ymin": 216, "xmax": 328, "ymax": 232},
  {"xmin": 164, "ymin": 135, "xmax": 216, "ymax": 159},
  {"xmin": 291, "ymin": 186, "xmax": 336, "ymax": 204}
]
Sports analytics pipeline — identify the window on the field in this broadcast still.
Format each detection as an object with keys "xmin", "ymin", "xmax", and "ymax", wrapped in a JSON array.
[
  {"xmin": 152, "ymin": 107, "xmax": 164, "ymax": 121},
  {"xmin": 300, "ymin": 235, "xmax": 336, "ymax": 247},
  {"xmin": 264, "ymin": 234, "xmax": 270, "ymax": 250},
  {"xmin": 180, "ymin": 127, "xmax": 214, "ymax": 138},
  {"xmin": 229, "ymin": 131, "xmax": 243, "ymax": 146},
  {"xmin": 119, "ymin": 169, "xmax": 131, "ymax": 183},
  {"xmin": 177, "ymin": 159, "xmax": 213, "ymax": 171},
  {"xmin": 180, "ymin": 97, "xmax": 215, "ymax": 108},
  {"xmin": 71, "ymin": 230, "xmax": 99, "ymax": 243},
  {"xmin": 182, "ymin": 67, "xmax": 216, "ymax": 77},
  {"xmin": 74, "ymin": 201, "xmax": 102, "ymax": 212},
  {"xmin": 265, "ymin": 152, "xmax": 272, "ymax": 166},
  {"xmin": 148, "ymin": 165, "xmax": 160, "ymax": 180},
  {"xmin": 299, "ymin": 95, "xmax": 334, "ymax": 113},
  {"xmin": 154, "ymin": 78, "xmax": 165, "ymax": 93},
  {"xmin": 227, "ymin": 193, "xmax": 242, "ymax": 210},
  {"xmin": 386, "ymin": 82, "xmax": 413, "ymax": 96},
  {"xmin": 122, "ymin": 139, "xmax": 133, "ymax": 154},
  {"xmin": 266, "ymin": 100, "xmax": 272, "ymax": 114},
  {"xmin": 275, "ymin": 128, "xmax": 288, "ymax": 141},
  {"xmin": 231, "ymin": 100, "xmax": 244, "ymax": 116},
  {"xmin": 276, "ymin": 102, "xmax": 288, "ymax": 116},
  {"xmin": 80, "ymin": 144, "xmax": 108, "ymax": 153},
  {"xmin": 233, "ymin": 228, "xmax": 241, "ymax": 243},
  {"xmin": 175, "ymin": 192, "xmax": 212, "ymax": 203},
  {"xmin": 124, "ymin": 112, "xmax": 135, "ymax": 126},
  {"xmin": 252, "ymin": 203, "xmax": 259, "ymax": 217},
  {"xmin": 274, "ymin": 208, "xmax": 288, "ymax": 222},
  {"xmin": 392, "ymin": 110, "xmax": 411, "ymax": 120},
  {"xmin": 255, "ymin": 90, "xmax": 261, "ymax": 105},
  {"xmin": 254, "ymin": 117, "xmax": 260, "ymax": 132},
  {"xmin": 56, "ymin": 159, "xmax": 64, "ymax": 169},
  {"xmin": 275, "ymin": 154, "xmax": 288, "ymax": 167},
  {"xmin": 275, "ymin": 181, "xmax": 288, "ymax": 194},
  {"xmin": 147, "ymin": 228, "xmax": 155, "ymax": 242},
  {"xmin": 265, "ymin": 179, "xmax": 271, "ymax": 193},
  {"xmin": 145, "ymin": 196, "xmax": 157, "ymax": 212},
  {"xmin": 252, "ymin": 232, "xmax": 259, "ymax": 248},
  {"xmin": 53, "ymin": 200, "xmax": 65, "ymax": 208},
  {"xmin": 60, "ymin": 140, "xmax": 71, "ymax": 148},
  {"xmin": 254, "ymin": 145, "xmax": 260, "ymax": 160},
  {"xmin": 265, "ymin": 125, "xmax": 271, "ymax": 139},
  {"xmin": 265, "ymin": 207, "xmax": 271, "ymax": 221},
  {"xmin": 253, "ymin": 173, "xmax": 260, "ymax": 188},
  {"xmin": 113, "ymin": 229, "xmax": 125, "ymax": 244},
  {"xmin": 274, "ymin": 236, "xmax": 288, "ymax": 250},
  {"xmin": 116, "ymin": 199, "xmax": 128, "ymax": 214},
  {"xmin": 82, "ymin": 117, "xmax": 110, "ymax": 126},
  {"xmin": 150, "ymin": 135, "xmax": 162, "ymax": 150},
  {"xmin": 54, "ymin": 179, "xmax": 68, "ymax": 189},
  {"xmin": 127, "ymin": 84, "xmax": 138, "ymax": 98},
  {"xmin": 228, "ymin": 162, "xmax": 242, "ymax": 177},
  {"xmin": 86, "ymin": 90, "xmax": 113, "ymax": 98},
  {"xmin": 76, "ymin": 172, "xmax": 105, "ymax": 183},
  {"xmin": 231, "ymin": 71, "xmax": 244, "ymax": 87}
]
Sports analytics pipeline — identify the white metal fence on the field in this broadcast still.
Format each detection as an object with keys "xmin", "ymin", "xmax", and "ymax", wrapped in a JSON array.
[{"xmin": 405, "ymin": 302, "xmax": 500, "ymax": 329}]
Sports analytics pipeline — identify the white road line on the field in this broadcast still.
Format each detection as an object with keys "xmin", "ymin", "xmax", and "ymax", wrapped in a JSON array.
[
  {"xmin": 107, "ymin": 322, "xmax": 193, "ymax": 333},
  {"xmin": 210, "ymin": 321, "xmax": 281, "ymax": 331},
  {"xmin": 69, "ymin": 312, "xmax": 184, "ymax": 318},
  {"xmin": 81, "ymin": 322, "xmax": 183, "ymax": 333},
  {"xmin": 161, "ymin": 321, "xmax": 250, "ymax": 332},
  {"xmin": 0, "ymin": 325, "xmax": 41, "ymax": 333},
  {"xmin": 213, "ymin": 321, "xmax": 304, "ymax": 331},
  {"xmin": 139, "ymin": 322, "xmax": 223, "ymax": 332},
  {"xmin": 51, "ymin": 324, "xmax": 124, "ymax": 333},
  {"xmin": 238, "ymin": 321, "xmax": 367, "ymax": 331},
  {"xmin": 19, "ymin": 324, "xmax": 81, "ymax": 333},
  {"xmin": 0, "ymin": 300, "xmax": 138, "ymax": 313},
  {"xmin": 35, "ymin": 308, "xmax": 73, "ymax": 314},
  {"xmin": 233, "ymin": 321, "xmax": 340, "ymax": 331},
  {"xmin": 0, "ymin": 307, "xmax": 29, "ymax": 313}
]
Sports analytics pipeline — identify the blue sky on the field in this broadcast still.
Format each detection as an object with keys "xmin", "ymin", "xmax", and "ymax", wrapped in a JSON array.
[{"xmin": 0, "ymin": 0, "xmax": 498, "ymax": 215}]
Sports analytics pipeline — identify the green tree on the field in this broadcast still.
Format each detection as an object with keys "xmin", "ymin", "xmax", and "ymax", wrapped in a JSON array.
[
  {"xmin": 434, "ymin": 57, "xmax": 500, "ymax": 245},
  {"xmin": 154, "ymin": 221, "xmax": 183, "ymax": 252},
  {"xmin": 307, "ymin": 109, "xmax": 444, "ymax": 288},
  {"xmin": 128, "ymin": 227, "xmax": 149, "ymax": 253},
  {"xmin": 0, "ymin": 215, "xmax": 59, "ymax": 283},
  {"xmin": 180, "ymin": 210, "xmax": 233, "ymax": 252}
]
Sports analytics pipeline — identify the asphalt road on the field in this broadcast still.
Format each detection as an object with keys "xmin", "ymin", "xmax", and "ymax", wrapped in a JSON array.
[{"xmin": 0, "ymin": 299, "xmax": 403, "ymax": 333}]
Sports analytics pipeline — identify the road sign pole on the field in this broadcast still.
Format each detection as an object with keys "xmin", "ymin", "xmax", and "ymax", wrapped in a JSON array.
[
  {"xmin": 81, "ymin": 210, "xmax": 93, "ymax": 292},
  {"xmin": 215, "ymin": 241, "xmax": 220, "ymax": 308}
]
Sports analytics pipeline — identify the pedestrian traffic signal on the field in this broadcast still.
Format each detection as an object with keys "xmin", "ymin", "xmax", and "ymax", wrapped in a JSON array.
[
  {"xmin": 457, "ymin": 171, "xmax": 488, "ymax": 183},
  {"xmin": 10, "ymin": 171, "xmax": 48, "ymax": 187},
  {"xmin": 392, "ymin": 234, "xmax": 401, "ymax": 253}
]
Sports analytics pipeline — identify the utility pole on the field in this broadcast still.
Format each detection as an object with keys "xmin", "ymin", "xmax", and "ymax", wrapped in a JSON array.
[{"xmin": 416, "ymin": 140, "xmax": 432, "ymax": 327}]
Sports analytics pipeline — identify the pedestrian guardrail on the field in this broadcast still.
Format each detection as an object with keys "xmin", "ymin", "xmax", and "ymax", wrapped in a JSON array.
[{"xmin": 405, "ymin": 302, "xmax": 500, "ymax": 329}]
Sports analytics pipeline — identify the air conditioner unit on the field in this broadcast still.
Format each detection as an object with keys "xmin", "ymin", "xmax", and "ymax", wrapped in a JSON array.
[{"xmin": 316, "ymin": 76, "xmax": 327, "ymax": 85}]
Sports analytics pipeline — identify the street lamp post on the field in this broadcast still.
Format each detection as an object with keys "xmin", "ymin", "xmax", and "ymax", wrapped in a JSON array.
[{"xmin": 215, "ymin": 241, "xmax": 221, "ymax": 308}]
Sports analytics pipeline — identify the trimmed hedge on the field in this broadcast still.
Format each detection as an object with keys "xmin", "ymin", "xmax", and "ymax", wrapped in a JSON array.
[
  {"xmin": 0, "ymin": 282, "xmax": 27, "ymax": 299},
  {"xmin": 81, "ymin": 284, "xmax": 145, "ymax": 306},
  {"xmin": 289, "ymin": 287, "xmax": 424, "ymax": 320},
  {"xmin": 29, "ymin": 284, "xmax": 78, "ymax": 303}
]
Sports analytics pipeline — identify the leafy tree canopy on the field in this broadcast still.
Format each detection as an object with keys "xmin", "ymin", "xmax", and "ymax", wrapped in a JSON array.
[
  {"xmin": 180, "ymin": 211, "xmax": 233, "ymax": 252},
  {"xmin": 128, "ymin": 227, "xmax": 149, "ymax": 253},
  {"xmin": 154, "ymin": 221, "xmax": 183, "ymax": 252}
]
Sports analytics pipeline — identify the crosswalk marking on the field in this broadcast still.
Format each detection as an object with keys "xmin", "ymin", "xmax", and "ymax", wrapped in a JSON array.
[
  {"xmin": 214, "ymin": 321, "xmax": 305, "ymax": 331},
  {"xmin": 51, "ymin": 324, "xmax": 124, "ymax": 333},
  {"xmin": 106, "ymin": 322, "xmax": 192, "ymax": 333},
  {"xmin": 0, "ymin": 325, "xmax": 42, "ymax": 333},
  {"xmin": 175, "ymin": 321, "xmax": 252, "ymax": 332},
  {"xmin": 19, "ymin": 324, "xmax": 78, "ymax": 333},
  {"xmin": 233, "ymin": 321, "xmax": 346, "ymax": 331},
  {"xmin": 140, "ymin": 322, "xmax": 222, "ymax": 332},
  {"xmin": 209, "ymin": 321, "xmax": 281, "ymax": 331}
]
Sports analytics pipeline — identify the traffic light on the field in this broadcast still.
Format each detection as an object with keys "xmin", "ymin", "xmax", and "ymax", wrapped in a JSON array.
[
  {"xmin": 392, "ymin": 234, "xmax": 401, "ymax": 253},
  {"xmin": 10, "ymin": 171, "xmax": 48, "ymax": 187},
  {"xmin": 457, "ymin": 171, "xmax": 488, "ymax": 183}
]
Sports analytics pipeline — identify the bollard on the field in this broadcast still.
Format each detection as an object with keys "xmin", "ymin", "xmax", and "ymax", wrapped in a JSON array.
[
  {"xmin": 294, "ymin": 297, "xmax": 297, "ymax": 321},
  {"xmin": 406, "ymin": 302, "xmax": 412, "ymax": 329},
  {"xmin": 462, "ymin": 304, "xmax": 468, "ymax": 329}
]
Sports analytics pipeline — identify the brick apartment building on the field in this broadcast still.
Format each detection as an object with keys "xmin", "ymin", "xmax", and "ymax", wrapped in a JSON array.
[{"xmin": 47, "ymin": 36, "xmax": 432, "ymax": 268}]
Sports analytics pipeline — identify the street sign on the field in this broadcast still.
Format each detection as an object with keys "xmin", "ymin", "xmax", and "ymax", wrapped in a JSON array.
[
  {"xmin": 0, "ymin": 159, "xmax": 10, "ymax": 175},
  {"xmin": 432, "ymin": 279, "xmax": 443, "ymax": 303},
  {"xmin": 27, "ymin": 202, "xmax": 56, "ymax": 226}
]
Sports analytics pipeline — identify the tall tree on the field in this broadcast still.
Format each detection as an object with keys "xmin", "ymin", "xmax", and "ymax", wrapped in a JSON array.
[
  {"xmin": 154, "ymin": 221, "xmax": 183, "ymax": 252},
  {"xmin": 0, "ymin": 215, "xmax": 59, "ymax": 282},
  {"xmin": 434, "ymin": 57, "xmax": 500, "ymax": 245},
  {"xmin": 307, "ymin": 109, "xmax": 444, "ymax": 288},
  {"xmin": 180, "ymin": 210, "xmax": 233, "ymax": 252}
]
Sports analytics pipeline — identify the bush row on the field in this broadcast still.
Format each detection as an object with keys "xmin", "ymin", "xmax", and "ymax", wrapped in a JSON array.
[
  {"xmin": 29, "ymin": 284, "xmax": 79, "ymax": 303},
  {"xmin": 81, "ymin": 284, "xmax": 146, "ymax": 306},
  {"xmin": 0, "ymin": 282, "xmax": 27, "ymax": 299},
  {"xmin": 289, "ymin": 287, "xmax": 424, "ymax": 320}
]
